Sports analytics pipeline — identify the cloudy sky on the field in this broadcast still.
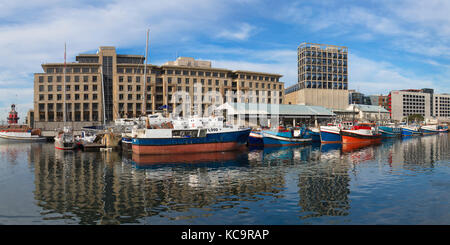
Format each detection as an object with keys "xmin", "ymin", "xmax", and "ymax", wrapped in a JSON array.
[{"xmin": 1, "ymin": 0, "xmax": 449, "ymax": 122}]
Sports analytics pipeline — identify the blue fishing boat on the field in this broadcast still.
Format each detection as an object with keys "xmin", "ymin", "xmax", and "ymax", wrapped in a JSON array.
[
  {"xmin": 248, "ymin": 131, "xmax": 264, "ymax": 146},
  {"xmin": 319, "ymin": 125, "xmax": 342, "ymax": 143},
  {"xmin": 262, "ymin": 127, "xmax": 312, "ymax": 146},
  {"xmin": 421, "ymin": 125, "xmax": 439, "ymax": 135},
  {"xmin": 378, "ymin": 125, "xmax": 402, "ymax": 138},
  {"xmin": 401, "ymin": 125, "xmax": 422, "ymax": 136},
  {"xmin": 305, "ymin": 127, "xmax": 321, "ymax": 142}
]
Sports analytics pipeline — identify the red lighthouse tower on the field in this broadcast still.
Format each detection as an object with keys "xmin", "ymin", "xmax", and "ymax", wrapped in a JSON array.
[{"xmin": 7, "ymin": 104, "xmax": 19, "ymax": 125}]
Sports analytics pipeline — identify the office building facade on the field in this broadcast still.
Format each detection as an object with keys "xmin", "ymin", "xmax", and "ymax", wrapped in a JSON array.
[
  {"xmin": 33, "ymin": 47, "xmax": 284, "ymax": 130},
  {"xmin": 285, "ymin": 42, "xmax": 349, "ymax": 110},
  {"xmin": 389, "ymin": 88, "xmax": 450, "ymax": 122}
]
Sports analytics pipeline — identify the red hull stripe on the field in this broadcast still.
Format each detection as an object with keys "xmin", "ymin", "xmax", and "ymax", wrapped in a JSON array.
[
  {"xmin": 132, "ymin": 142, "xmax": 245, "ymax": 155},
  {"xmin": 342, "ymin": 135, "xmax": 381, "ymax": 144}
]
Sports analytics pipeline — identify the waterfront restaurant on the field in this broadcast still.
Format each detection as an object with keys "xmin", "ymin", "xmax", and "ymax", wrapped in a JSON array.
[{"xmin": 216, "ymin": 102, "xmax": 335, "ymax": 128}]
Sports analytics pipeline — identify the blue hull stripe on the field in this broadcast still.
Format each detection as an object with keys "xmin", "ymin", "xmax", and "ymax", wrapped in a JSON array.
[{"xmin": 320, "ymin": 131, "xmax": 341, "ymax": 142}]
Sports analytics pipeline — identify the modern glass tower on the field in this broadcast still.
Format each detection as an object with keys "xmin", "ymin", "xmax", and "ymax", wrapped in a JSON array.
[{"xmin": 285, "ymin": 43, "xmax": 349, "ymax": 110}]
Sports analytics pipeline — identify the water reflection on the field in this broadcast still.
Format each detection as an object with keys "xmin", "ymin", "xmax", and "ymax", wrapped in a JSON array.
[{"xmin": 0, "ymin": 134, "xmax": 448, "ymax": 224}]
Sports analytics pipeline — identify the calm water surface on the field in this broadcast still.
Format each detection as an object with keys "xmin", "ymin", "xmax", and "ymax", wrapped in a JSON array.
[{"xmin": 0, "ymin": 134, "xmax": 449, "ymax": 225}]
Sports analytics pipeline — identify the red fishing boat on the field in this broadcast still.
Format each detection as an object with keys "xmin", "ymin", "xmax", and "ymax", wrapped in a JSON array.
[{"xmin": 340, "ymin": 123, "xmax": 382, "ymax": 144}]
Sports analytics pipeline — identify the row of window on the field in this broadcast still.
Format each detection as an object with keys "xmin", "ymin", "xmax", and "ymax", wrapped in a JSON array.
[
  {"xmin": 38, "ymin": 103, "xmax": 99, "ymax": 111},
  {"xmin": 403, "ymin": 94, "xmax": 425, "ymax": 99},
  {"xmin": 301, "ymin": 81, "xmax": 348, "ymax": 90},
  {"xmin": 301, "ymin": 51, "xmax": 347, "ymax": 59},
  {"xmin": 38, "ymin": 75, "xmax": 98, "ymax": 83},
  {"xmin": 301, "ymin": 66, "xmax": 348, "ymax": 73},
  {"xmin": 46, "ymin": 67, "xmax": 98, "ymax": 74},
  {"xmin": 38, "ymin": 84, "xmax": 98, "ymax": 92},
  {"xmin": 38, "ymin": 93, "xmax": 99, "ymax": 101},
  {"xmin": 300, "ymin": 58, "xmax": 347, "ymax": 66},
  {"xmin": 300, "ymin": 74, "xmax": 348, "ymax": 81}
]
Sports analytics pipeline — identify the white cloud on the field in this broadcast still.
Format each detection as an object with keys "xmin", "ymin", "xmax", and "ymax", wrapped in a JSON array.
[
  {"xmin": 349, "ymin": 54, "xmax": 435, "ymax": 95},
  {"xmin": 216, "ymin": 23, "xmax": 256, "ymax": 41}
]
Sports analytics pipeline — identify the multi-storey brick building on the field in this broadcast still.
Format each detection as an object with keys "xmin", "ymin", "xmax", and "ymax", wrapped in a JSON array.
[{"xmin": 33, "ymin": 46, "xmax": 284, "ymax": 130}]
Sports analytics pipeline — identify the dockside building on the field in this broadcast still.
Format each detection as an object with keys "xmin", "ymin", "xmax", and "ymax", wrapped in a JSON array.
[{"xmin": 34, "ymin": 46, "xmax": 285, "ymax": 130}]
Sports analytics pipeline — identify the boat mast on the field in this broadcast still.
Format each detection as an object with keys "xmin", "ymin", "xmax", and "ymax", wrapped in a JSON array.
[
  {"xmin": 63, "ymin": 43, "xmax": 66, "ymax": 124},
  {"xmin": 142, "ymin": 28, "xmax": 149, "ymax": 116}
]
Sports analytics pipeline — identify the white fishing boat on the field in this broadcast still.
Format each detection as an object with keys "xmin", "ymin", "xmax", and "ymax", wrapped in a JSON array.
[
  {"xmin": 131, "ymin": 115, "xmax": 251, "ymax": 155},
  {"xmin": 0, "ymin": 130, "xmax": 46, "ymax": 142},
  {"xmin": 54, "ymin": 126, "xmax": 76, "ymax": 150}
]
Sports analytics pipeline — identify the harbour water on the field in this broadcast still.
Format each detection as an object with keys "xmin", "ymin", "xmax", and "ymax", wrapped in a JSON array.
[{"xmin": 0, "ymin": 134, "xmax": 449, "ymax": 225}]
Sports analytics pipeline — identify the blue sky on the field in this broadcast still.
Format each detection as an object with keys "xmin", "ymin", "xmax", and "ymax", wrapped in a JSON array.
[{"xmin": 1, "ymin": 0, "xmax": 449, "ymax": 122}]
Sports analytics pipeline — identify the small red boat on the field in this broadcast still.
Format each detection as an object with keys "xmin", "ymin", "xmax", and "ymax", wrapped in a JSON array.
[{"xmin": 341, "ymin": 123, "xmax": 382, "ymax": 144}]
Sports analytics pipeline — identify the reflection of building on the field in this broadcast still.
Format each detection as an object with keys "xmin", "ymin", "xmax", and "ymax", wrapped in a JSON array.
[
  {"xmin": 285, "ymin": 43, "xmax": 349, "ymax": 110},
  {"xmin": 31, "ymin": 143, "xmax": 286, "ymax": 224},
  {"xmin": 390, "ymin": 135, "xmax": 448, "ymax": 167},
  {"xmin": 34, "ymin": 47, "xmax": 285, "ymax": 130},
  {"xmin": 297, "ymin": 160, "xmax": 351, "ymax": 218}
]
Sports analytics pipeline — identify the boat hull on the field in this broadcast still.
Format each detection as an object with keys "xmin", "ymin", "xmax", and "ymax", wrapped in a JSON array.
[
  {"xmin": 378, "ymin": 126, "xmax": 402, "ymax": 138},
  {"xmin": 401, "ymin": 127, "xmax": 421, "ymax": 136},
  {"xmin": 248, "ymin": 131, "xmax": 264, "ymax": 146},
  {"xmin": 421, "ymin": 126, "xmax": 439, "ymax": 135},
  {"xmin": 0, "ymin": 135, "xmax": 46, "ymax": 142},
  {"xmin": 341, "ymin": 130, "xmax": 382, "ymax": 144},
  {"xmin": 262, "ymin": 131, "xmax": 312, "ymax": 147},
  {"xmin": 320, "ymin": 129, "xmax": 342, "ymax": 143},
  {"xmin": 132, "ymin": 129, "xmax": 250, "ymax": 155},
  {"xmin": 305, "ymin": 129, "xmax": 321, "ymax": 142}
]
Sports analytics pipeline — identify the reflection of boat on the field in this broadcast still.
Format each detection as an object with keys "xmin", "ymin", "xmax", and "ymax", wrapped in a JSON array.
[
  {"xmin": 341, "ymin": 123, "xmax": 382, "ymax": 144},
  {"xmin": 262, "ymin": 127, "xmax": 311, "ymax": 146},
  {"xmin": 319, "ymin": 125, "xmax": 342, "ymax": 143},
  {"xmin": 131, "ymin": 150, "xmax": 245, "ymax": 166},
  {"xmin": 320, "ymin": 143, "xmax": 341, "ymax": 153},
  {"xmin": 262, "ymin": 145, "xmax": 311, "ymax": 162},
  {"xmin": 401, "ymin": 125, "xmax": 421, "ymax": 136},
  {"xmin": 342, "ymin": 140, "xmax": 379, "ymax": 152},
  {"xmin": 344, "ymin": 143, "xmax": 377, "ymax": 164},
  {"xmin": 421, "ymin": 125, "xmax": 439, "ymax": 135}
]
